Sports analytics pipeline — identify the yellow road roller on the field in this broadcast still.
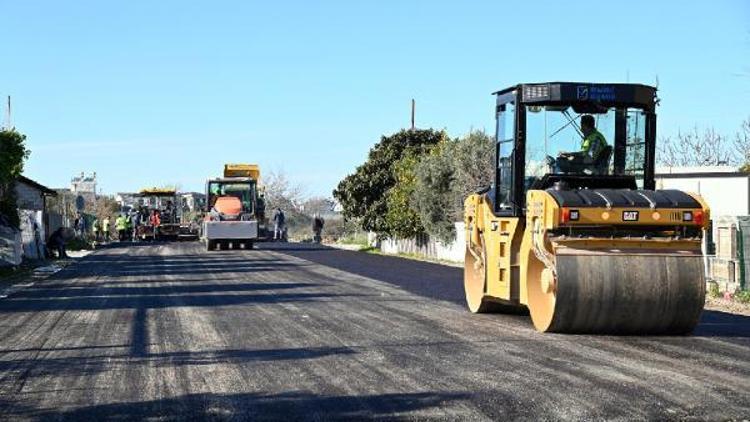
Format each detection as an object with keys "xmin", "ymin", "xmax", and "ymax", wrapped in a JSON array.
[{"xmin": 464, "ymin": 82, "xmax": 710, "ymax": 334}]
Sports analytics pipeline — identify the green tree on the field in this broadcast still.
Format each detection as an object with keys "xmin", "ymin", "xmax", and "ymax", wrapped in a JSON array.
[
  {"xmin": 333, "ymin": 129, "xmax": 446, "ymax": 236},
  {"xmin": 412, "ymin": 139, "xmax": 456, "ymax": 242},
  {"xmin": 452, "ymin": 130, "xmax": 495, "ymax": 209},
  {"xmin": 385, "ymin": 152, "xmax": 424, "ymax": 238},
  {"xmin": 412, "ymin": 130, "xmax": 494, "ymax": 242},
  {"xmin": 0, "ymin": 130, "xmax": 31, "ymax": 228}
]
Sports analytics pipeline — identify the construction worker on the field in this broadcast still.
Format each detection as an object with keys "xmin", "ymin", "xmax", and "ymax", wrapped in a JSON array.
[
  {"xmin": 102, "ymin": 216, "xmax": 110, "ymax": 241},
  {"xmin": 92, "ymin": 218, "xmax": 100, "ymax": 242},
  {"xmin": 115, "ymin": 214, "xmax": 128, "ymax": 242},
  {"xmin": 555, "ymin": 114, "xmax": 609, "ymax": 173},
  {"xmin": 129, "ymin": 209, "xmax": 141, "ymax": 241},
  {"xmin": 47, "ymin": 227, "xmax": 69, "ymax": 259},
  {"xmin": 273, "ymin": 208, "xmax": 285, "ymax": 241},
  {"xmin": 312, "ymin": 214, "xmax": 324, "ymax": 243},
  {"xmin": 150, "ymin": 209, "xmax": 161, "ymax": 240}
]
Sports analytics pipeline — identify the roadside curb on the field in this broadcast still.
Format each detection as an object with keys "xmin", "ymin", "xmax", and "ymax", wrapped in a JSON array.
[{"xmin": 0, "ymin": 250, "xmax": 93, "ymax": 299}]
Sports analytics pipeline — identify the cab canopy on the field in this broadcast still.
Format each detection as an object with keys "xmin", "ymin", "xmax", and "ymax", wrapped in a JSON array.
[
  {"xmin": 492, "ymin": 82, "xmax": 659, "ymax": 215},
  {"xmin": 224, "ymin": 164, "xmax": 260, "ymax": 180},
  {"xmin": 140, "ymin": 187, "xmax": 177, "ymax": 196}
]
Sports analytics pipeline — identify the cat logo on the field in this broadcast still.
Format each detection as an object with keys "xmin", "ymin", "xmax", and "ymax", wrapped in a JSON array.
[{"xmin": 622, "ymin": 211, "xmax": 639, "ymax": 221}]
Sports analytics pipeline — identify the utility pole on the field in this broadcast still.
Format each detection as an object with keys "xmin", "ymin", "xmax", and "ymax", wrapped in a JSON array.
[
  {"xmin": 410, "ymin": 98, "xmax": 415, "ymax": 130},
  {"xmin": 3, "ymin": 96, "xmax": 10, "ymax": 130}
]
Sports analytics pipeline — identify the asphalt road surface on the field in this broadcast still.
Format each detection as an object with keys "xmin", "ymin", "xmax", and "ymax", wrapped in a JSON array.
[{"xmin": 1, "ymin": 241, "xmax": 749, "ymax": 420}]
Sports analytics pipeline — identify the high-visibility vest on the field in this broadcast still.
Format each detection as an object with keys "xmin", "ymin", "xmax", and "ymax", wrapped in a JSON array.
[
  {"xmin": 103, "ymin": 219, "xmax": 110, "ymax": 232},
  {"xmin": 115, "ymin": 217, "xmax": 128, "ymax": 231},
  {"xmin": 581, "ymin": 129, "xmax": 607, "ymax": 159}
]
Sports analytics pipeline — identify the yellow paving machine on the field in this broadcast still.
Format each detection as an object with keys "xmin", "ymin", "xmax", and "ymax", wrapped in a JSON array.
[
  {"xmin": 138, "ymin": 187, "xmax": 181, "ymax": 240},
  {"xmin": 464, "ymin": 82, "xmax": 710, "ymax": 334}
]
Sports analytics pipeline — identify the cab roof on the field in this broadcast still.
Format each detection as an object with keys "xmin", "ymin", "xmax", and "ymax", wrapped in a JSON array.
[
  {"xmin": 493, "ymin": 82, "xmax": 657, "ymax": 112},
  {"xmin": 139, "ymin": 188, "xmax": 176, "ymax": 196}
]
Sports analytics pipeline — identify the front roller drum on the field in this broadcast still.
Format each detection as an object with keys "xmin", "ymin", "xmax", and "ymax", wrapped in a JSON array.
[{"xmin": 528, "ymin": 252, "xmax": 705, "ymax": 334}]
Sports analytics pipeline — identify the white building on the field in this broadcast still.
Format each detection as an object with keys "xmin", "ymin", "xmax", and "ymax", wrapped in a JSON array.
[
  {"xmin": 655, "ymin": 166, "xmax": 749, "ymax": 216},
  {"xmin": 656, "ymin": 166, "xmax": 750, "ymax": 290},
  {"xmin": 70, "ymin": 172, "xmax": 97, "ymax": 202}
]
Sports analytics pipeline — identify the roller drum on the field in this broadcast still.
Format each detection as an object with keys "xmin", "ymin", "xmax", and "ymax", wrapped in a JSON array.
[{"xmin": 530, "ymin": 252, "xmax": 705, "ymax": 334}]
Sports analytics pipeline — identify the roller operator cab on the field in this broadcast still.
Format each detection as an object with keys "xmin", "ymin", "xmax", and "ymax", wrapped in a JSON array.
[
  {"xmin": 464, "ymin": 82, "xmax": 710, "ymax": 334},
  {"xmin": 202, "ymin": 164, "xmax": 261, "ymax": 251}
]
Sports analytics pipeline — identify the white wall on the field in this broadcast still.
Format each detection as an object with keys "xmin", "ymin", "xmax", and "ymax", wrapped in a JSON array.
[
  {"xmin": 655, "ymin": 176, "xmax": 748, "ymax": 216},
  {"xmin": 380, "ymin": 222, "xmax": 465, "ymax": 263}
]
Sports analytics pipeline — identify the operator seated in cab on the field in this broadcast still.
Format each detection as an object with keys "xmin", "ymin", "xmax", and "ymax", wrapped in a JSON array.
[{"xmin": 553, "ymin": 114, "xmax": 609, "ymax": 174}]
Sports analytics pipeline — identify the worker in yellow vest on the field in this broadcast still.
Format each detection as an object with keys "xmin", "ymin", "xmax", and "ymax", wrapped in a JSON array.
[
  {"xmin": 115, "ymin": 214, "xmax": 128, "ymax": 242},
  {"xmin": 92, "ymin": 218, "xmax": 100, "ymax": 242},
  {"xmin": 102, "ymin": 217, "xmax": 110, "ymax": 241}
]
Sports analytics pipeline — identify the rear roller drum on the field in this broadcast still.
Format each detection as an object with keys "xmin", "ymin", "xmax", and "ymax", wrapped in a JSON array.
[{"xmin": 527, "ymin": 252, "xmax": 706, "ymax": 334}]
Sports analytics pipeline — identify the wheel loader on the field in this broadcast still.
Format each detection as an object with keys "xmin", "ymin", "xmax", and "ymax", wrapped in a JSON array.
[
  {"xmin": 464, "ymin": 82, "xmax": 710, "ymax": 334},
  {"xmin": 202, "ymin": 164, "xmax": 262, "ymax": 251}
]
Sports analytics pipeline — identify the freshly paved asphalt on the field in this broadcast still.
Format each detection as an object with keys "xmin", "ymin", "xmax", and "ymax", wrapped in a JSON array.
[{"xmin": 0, "ymin": 241, "xmax": 749, "ymax": 420}]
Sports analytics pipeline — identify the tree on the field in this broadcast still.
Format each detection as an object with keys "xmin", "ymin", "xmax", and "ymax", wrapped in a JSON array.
[
  {"xmin": 261, "ymin": 169, "xmax": 311, "ymax": 240},
  {"xmin": 451, "ymin": 130, "xmax": 495, "ymax": 214},
  {"xmin": 0, "ymin": 130, "xmax": 31, "ymax": 228},
  {"xmin": 412, "ymin": 140, "xmax": 456, "ymax": 242},
  {"xmin": 301, "ymin": 197, "xmax": 335, "ymax": 216},
  {"xmin": 333, "ymin": 129, "xmax": 446, "ymax": 236},
  {"xmin": 658, "ymin": 126, "xmax": 737, "ymax": 167},
  {"xmin": 736, "ymin": 117, "xmax": 750, "ymax": 171},
  {"xmin": 412, "ymin": 130, "xmax": 494, "ymax": 243},
  {"xmin": 384, "ymin": 152, "xmax": 424, "ymax": 238},
  {"xmin": 263, "ymin": 169, "xmax": 305, "ymax": 212}
]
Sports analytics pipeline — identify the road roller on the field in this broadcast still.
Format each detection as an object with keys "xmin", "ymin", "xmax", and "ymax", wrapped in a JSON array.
[{"xmin": 464, "ymin": 82, "xmax": 710, "ymax": 334}]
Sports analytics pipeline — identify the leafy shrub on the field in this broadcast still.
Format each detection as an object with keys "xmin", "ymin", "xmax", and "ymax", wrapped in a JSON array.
[
  {"xmin": 707, "ymin": 282, "xmax": 721, "ymax": 298},
  {"xmin": 736, "ymin": 289, "xmax": 750, "ymax": 304}
]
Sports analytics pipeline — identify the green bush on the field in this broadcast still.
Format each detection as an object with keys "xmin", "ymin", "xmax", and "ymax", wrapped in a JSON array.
[
  {"xmin": 735, "ymin": 289, "xmax": 750, "ymax": 304},
  {"xmin": 707, "ymin": 282, "xmax": 721, "ymax": 298},
  {"xmin": 66, "ymin": 237, "xmax": 93, "ymax": 251}
]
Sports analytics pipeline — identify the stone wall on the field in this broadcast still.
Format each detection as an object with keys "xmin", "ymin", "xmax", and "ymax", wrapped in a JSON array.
[
  {"xmin": 15, "ymin": 181, "xmax": 44, "ymax": 210},
  {"xmin": 709, "ymin": 215, "xmax": 750, "ymax": 292},
  {"xmin": 18, "ymin": 210, "xmax": 46, "ymax": 260},
  {"xmin": 0, "ymin": 225, "xmax": 22, "ymax": 266}
]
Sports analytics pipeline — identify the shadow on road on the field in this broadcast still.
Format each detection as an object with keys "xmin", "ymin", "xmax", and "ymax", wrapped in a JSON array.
[
  {"xmin": 0, "ymin": 344, "xmax": 359, "ymax": 394},
  {"xmin": 266, "ymin": 242, "xmax": 466, "ymax": 305},
  {"xmin": 23, "ymin": 391, "xmax": 471, "ymax": 421},
  {"xmin": 0, "ymin": 292, "xmax": 357, "ymax": 312},
  {"xmin": 18, "ymin": 282, "xmax": 320, "ymax": 299},
  {"xmin": 693, "ymin": 310, "xmax": 750, "ymax": 338},
  {"xmin": 267, "ymin": 243, "xmax": 750, "ymax": 338}
]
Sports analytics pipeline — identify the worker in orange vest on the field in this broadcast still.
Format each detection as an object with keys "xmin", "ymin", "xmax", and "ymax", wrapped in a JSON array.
[{"xmin": 150, "ymin": 210, "xmax": 161, "ymax": 239}]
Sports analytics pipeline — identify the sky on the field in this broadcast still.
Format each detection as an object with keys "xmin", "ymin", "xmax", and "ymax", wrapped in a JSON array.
[{"xmin": 1, "ymin": 1, "xmax": 749, "ymax": 197}]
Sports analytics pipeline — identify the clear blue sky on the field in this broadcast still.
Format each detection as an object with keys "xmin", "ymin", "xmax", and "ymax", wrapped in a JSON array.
[{"xmin": 2, "ymin": 1, "xmax": 748, "ymax": 196}]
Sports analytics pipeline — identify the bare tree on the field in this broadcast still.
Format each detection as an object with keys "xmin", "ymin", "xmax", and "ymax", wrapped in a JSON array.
[
  {"xmin": 735, "ymin": 117, "xmax": 750, "ymax": 171},
  {"xmin": 262, "ymin": 170, "xmax": 306, "ymax": 212},
  {"xmin": 657, "ymin": 126, "xmax": 738, "ymax": 167}
]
